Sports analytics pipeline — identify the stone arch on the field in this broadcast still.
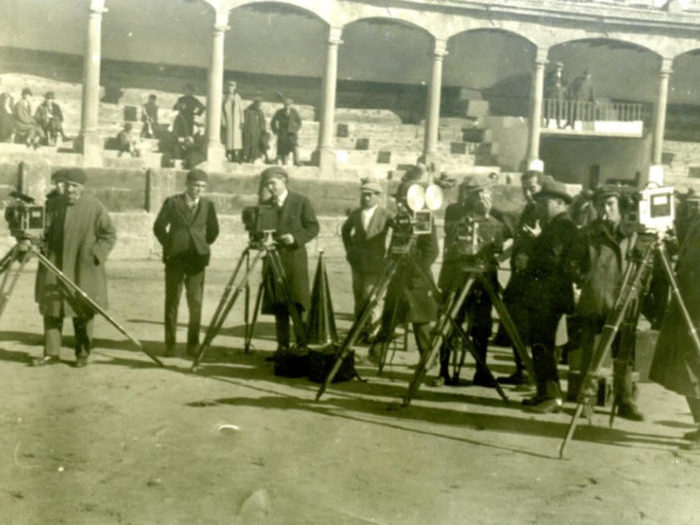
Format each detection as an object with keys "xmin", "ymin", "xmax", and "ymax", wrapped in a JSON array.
[
  {"xmin": 225, "ymin": 0, "xmax": 331, "ymax": 26},
  {"xmin": 549, "ymin": 37, "xmax": 659, "ymax": 59},
  {"xmin": 341, "ymin": 15, "xmax": 435, "ymax": 41},
  {"xmin": 447, "ymin": 27, "xmax": 537, "ymax": 51}
]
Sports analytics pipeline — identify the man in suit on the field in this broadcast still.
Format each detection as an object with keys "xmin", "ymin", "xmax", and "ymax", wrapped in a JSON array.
[
  {"xmin": 341, "ymin": 179, "xmax": 392, "ymax": 343},
  {"xmin": 13, "ymin": 87, "xmax": 44, "ymax": 148},
  {"xmin": 34, "ymin": 91, "xmax": 67, "ymax": 145},
  {"xmin": 270, "ymin": 98, "xmax": 302, "ymax": 166},
  {"xmin": 153, "ymin": 169, "xmax": 220, "ymax": 357},
  {"xmin": 259, "ymin": 167, "xmax": 319, "ymax": 355},
  {"xmin": 522, "ymin": 178, "xmax": 577, "ymax": 413},
  {"xmin": 33, "ymin": 168, "xmax": 117, "ymax": 368},
  {"xmin": 173, "ymin": 84, "xmax": 205, "ymax": 138}
]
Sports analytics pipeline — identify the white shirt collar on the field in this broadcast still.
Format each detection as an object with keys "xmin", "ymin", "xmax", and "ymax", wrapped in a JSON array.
[{"xmin": 277, "ymin": 189, "xmax": 289, "ymax": 207}]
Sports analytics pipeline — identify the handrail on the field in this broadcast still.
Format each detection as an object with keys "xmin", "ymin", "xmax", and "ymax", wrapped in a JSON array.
[{"xmin": 543, "ymin": 98, "xmax": 646, "ymax": 124}]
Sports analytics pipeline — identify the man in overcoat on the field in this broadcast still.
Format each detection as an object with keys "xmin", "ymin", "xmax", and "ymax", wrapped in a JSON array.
[
  {"xmin": 522, "ymin": 178, "xmax": 577, "ymax": 412},
  {"xmin": 221, "ymin": 80, "xmax": 244, "ymax": 162},
  {"xmin": 650, "ymin": 214, "xmax": 700, "ymax": 449},
  {"xmin": 259, "ymin": 167, "xmax": 319, "ymax": 354},
  {"xmin": 569, "ymin": 186, "xmax": 645, "ymax": 421},
  {"xmin": 374, "ymin": 181, "xmax": 439, "ymax": 359},
  {"xmin": 153, "ymin": 169, "xmax": 219, "ymax": 357},
  {"xmin": 437, "ymin": 176, "xmax": 509, "ymax": 386},
  {"xmin": 33, "ymin": 168, "xmax": 117, "ymax": 367},
  {"xmin": 270, "ymin": 98, "xmax": 302, "ymax": 166},
  {"xmin": 34, "ymin": 91, "xmax": 66, "ymax": 145},
  {"xmin": 173, "ymin": 84, "xmax": 205, "ymax": 137},
  {"xmin": 341, "ymin": 179, "xmax": 392, "ymax": 343},
  {"xmin": 242, "ymin": 96, "xmax": 268, "ymax": 164}
]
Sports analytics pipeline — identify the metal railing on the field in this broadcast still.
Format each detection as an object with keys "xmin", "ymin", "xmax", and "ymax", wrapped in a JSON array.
[{"xmin": 543, "ymin": 98, "xmax": 646, "ymax": 124}]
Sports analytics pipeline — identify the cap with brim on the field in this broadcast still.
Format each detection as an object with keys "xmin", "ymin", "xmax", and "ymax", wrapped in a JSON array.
[
  {"xmin": 260, "ymin": 166, "xmax": 288, "ymax": 184},
  {"xmin": 360, "ymin": 180, "xmax": 382, "ymax": 194},
  {"xmin": 459, "ymin": 176, "xmax": 492, "ymax": 193},
  {"xmin": 592, "ymin": 185, "xmax": 624, "ymax": 202},
  {"xmin": 51, "ymin": 169, "xmax": 67, "ymax": 183},
  {"xmin": 186, "ymin": 169, "xmax": 208, "ymax": 183},
  {"xmin": 62, "ymin": 168, "xmax": 87, "ymax": 185},
  {"xmin": 534, "ymin": 178, "xmax": 572, "ymax": 203}
]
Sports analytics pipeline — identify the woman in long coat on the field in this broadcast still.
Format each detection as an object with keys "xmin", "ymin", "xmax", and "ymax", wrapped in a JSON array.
[{"xmin": 649, "ymin": 218, "xmax": 700, "ymax": 448}]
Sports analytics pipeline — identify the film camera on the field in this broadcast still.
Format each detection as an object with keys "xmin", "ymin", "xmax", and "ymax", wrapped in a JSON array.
[
  {"xmin": 4, "ymin": 191, "xmax": 45, "ymax": 240},
  {"xmin": 241, "ymin": 204, "xmax": 279, "ymax": 243},
  {"xmin": 618, "ymin": 186, "xmax": 675, "ymax": 235},
  {"xmin": 390, "ymin": 181, "xmax": 443, "ymax": 254}
]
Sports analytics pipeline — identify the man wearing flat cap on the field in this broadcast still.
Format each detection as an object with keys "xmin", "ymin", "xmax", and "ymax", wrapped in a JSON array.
[
  {"xmin": 33, "ymin": 168, "xmax": 117, "ymax": 367},
  {"xmin": 568, "ymin": 184, "xmax": 646, "ymax": 421},
  {"xmin": 341, "ymin": 179, "xmax": 392, "ymax": 343},
  {"xmin": 437, "ymin": 175, "xmax": 509, "ymax": 386},
  {"xmin": 259, "ymin": 167, "xmax": 319, "ymax": 354},
  {"xmin": 522, "ymin": 177, "xmax": 577, "ymax": 412},
  {"xmin": 270, "ymin": 98, "xmax": 302, "ymax": 166},
  {"xmin": 153, "ymin": 169, "xmax": 220, "ymax": 357}
]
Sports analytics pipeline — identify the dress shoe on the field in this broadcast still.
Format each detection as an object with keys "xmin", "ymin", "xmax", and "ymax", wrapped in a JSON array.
[
  {"xmin": 30, "ymin": 355, "xmax": 60, "ymax": 367},
  {"xmin": 683, "ymin": 428, "xmax": 700, "ymax": 441},
  {"xmin": 616, "ymin": 402, "xmax": 644, "ymax": 422},
  {"xmin": 527, "ymin": 397, "xmax": 563, "ymax": 414},
  {"xmin": 472, "ymin": 372, "xmax": 498, "ymax": 388},
  {"xmin": 75, "ymin": 355, "xmax": 88, "ymax": 368},
  {"xmin": 497, "ymin": 372, "xmax": 529, "ymax": 386},
  {"xmin": 521, "ymin": 394, "xmax": 547, "ymax": 406}
]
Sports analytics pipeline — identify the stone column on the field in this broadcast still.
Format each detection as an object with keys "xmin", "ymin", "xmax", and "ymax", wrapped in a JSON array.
[
  {"xmin": 78, "ymin": 0, "xmax": 107, "ymax": 167},
  {"xmin": 527, "ymin": 47, "xmax": 548, "ymax": 166},
  {"xmin": 315, "ymin": 26, "xmax": 343, "ymax": 177},
  {"xmin": 422, "ymin": 38, "xmax": 448, "ymax": 165},
  {"xmin": 205, "ymin": 9, "xmax": 230, "ymax": 171},
  {"xmin": 652, "ymin": 58, "xmax": 673, "ymax": 166}
]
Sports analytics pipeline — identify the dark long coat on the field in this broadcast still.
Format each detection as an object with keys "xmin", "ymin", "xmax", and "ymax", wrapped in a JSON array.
[
  {"xmin": 262, "ymin": 191, "xmax": 319, "ymax": 312},
  {"xmin": 242, "ymin": 104, "xmax": 267, "ymax": 162},
  {"xmin": 649, "ymin": 218, "xmax": 700, "ymax": 398},
  {"xmin": 270, "ymin": 107, "xmax": 302, "ymax": 157},
  {"xmin": 341, "ymin": 206, "xmax": 392, "ymax": 278},
  {"xmin": 35, "ymin": 194, "xmax": 117, "ymax": 317},
  {"xmin": 383, "ymin": 225, "xmax": 440, "ymax": 324},
  {"xmin": 152, "ymin": 194, "xmax": 220, "ymax": 268}
]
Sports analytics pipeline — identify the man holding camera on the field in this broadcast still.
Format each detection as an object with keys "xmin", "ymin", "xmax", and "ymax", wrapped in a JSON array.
[
  {"xmin": 569, "ymin": 185, "xmax": 645, "ymax": 421},
  {"xmin": 33, "ymin": 168, "xmax": 117, "ymax": 367},
  {"xmin": 341, "ymin": 179, "xmax": 392, "ymax": 343},
  {"xmin": 437, "ymin": 176, "xmax": 508, "ymax": 386},
  {"xmin": 522, "ymin": 178, "xmax": 577, "ymax": 412},
  {"xmin": 259, "ymin": 167, "xmax": 319, "ymax": 355},
  {"xmin": 153, "ymin": 169, "xmax": 219, "ymax": 357}
]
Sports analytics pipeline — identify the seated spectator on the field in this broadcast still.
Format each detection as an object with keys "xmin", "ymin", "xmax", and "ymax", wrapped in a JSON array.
[
  {"xmin": 182, "ymin": 121, "xmax": 206, "ymax": 169},
  {"xmin": 13, "ymin": 87, "xmax": 44, "ymax": 148},
  {"xmin": 0, "ymin": 78, "xmax": 14, "ymax": 142},
  {"xmin": 34, "ymin": 91, "xmax": 67, "ymax": 146},
  {"xmin": 141, "ymin": 94, "xmax": 159, "ymax": 138},
  {"xmin": 116, "ymin": 123, "xmax": 141, "ymax": 157}
]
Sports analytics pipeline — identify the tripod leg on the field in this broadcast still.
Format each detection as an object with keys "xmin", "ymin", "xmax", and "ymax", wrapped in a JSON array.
[
  {"xmin": 0, "ymin": 246, "xmax": 23, "ymax": 321},
  {"xmin": 266, "ymin": 249, "xmax": 308, "ymax": 346},
  {"xmin": 316, "ymin": 258, "xmax": 399, "ymax": 401},
  {"xmin": 244, "ymin": 282, "xmax": 265, "ymax": 354},
  {"xmin": 191, "ymin": 249, "xmax": 265, "ymax": 370},
  {"xmin": 30, "ymin": 246, "xmax": 164, "ymax": 367},
  {"xmin": 377, "ymin": 290, "xmax": 402, "ymax": 375},
  {"xmin": 244, "ymin": 250, "xmax": 251, "ymax": 337},
  {"xmin": 559, "ymin": 243, "xmax": 654, "ymax": 459}
]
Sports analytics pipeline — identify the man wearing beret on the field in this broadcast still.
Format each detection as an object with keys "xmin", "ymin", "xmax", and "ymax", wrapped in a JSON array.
[
  {"xmin": 153, "ymin": 169, "xmax": 220, "ymax": 357},
  {"xmin": 568, "ymin": 185, "xmax": 645, "ymax": 420},
  {"xmin": 33, "ymin": 168, "xmax": 117, "ymax": 367},
  {"xmin": 341, "ymin": 179, "xmax": 392, "ymax": 343},
  {"xmin": 522, "ymin": 178, "xmax": 577, "ymax": 412},
  {"xmin": 437, "ymin": 176, "xmax": 509, "ymax": 386},
  {"xmin": 259, "ymin": 167, "xmax": 319, "ymax": 354}
]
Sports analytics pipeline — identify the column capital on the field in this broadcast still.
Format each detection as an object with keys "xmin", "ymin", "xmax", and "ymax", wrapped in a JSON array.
[
  {"xmin": 534, "ymin": 46, "xmax": 549, "ymax": 65},
  {"xmin": 89, "ymin": 0, "xmax": 107, "ymax": 14},
  {"xmin": 432, "ymin": 38, "xmax": 448, "ymax": 59},
  {"xmin": 214, "ymin": 9, "xmax": 230, "ymax": 32},
  {"xmin": 328, "ymin": 26, "xmax": 343, "ymax": 46},
  {"xmin": 660, "ymin": 57, "xmax": 673, "ymax": 76}
]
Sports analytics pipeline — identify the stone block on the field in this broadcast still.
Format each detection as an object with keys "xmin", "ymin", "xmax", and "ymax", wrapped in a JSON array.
[
  {"xmin": 377, "ymin": 151, "xmax": 392, "ymax": 164},
  {"xmin": 355, "ymin": 138, "xmax": 370, "ymax": 151},
  {"xmin": 336, "ymin": 123, "xmax": 349, "ymax": 138}
]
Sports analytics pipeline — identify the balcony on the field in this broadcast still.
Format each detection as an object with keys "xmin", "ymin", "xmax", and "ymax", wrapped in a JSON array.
[{"xmin": 542, "ymin": 99, "xmax": 648, "ymax": 137}]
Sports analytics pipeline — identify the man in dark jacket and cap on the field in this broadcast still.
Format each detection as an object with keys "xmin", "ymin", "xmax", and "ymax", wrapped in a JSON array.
[
  {"xmin": 259, "ymin": 167, "xmax": 319, "ymax": 354},
  {"xmin": 153, "ymin": 169, "xmax": 220, "ymax": 357},
  {"xmin": 33, "ymin": 168, "xmax": 117, "ymax": 367},
  {"xmin": 522, "ymin": 177, "xmax": 577, "ymax": 412}
]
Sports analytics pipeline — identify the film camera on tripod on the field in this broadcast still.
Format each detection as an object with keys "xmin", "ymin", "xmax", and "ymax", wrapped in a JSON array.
[{"xmin": 4, "ymin": 191, "xmax": 46, "ymax": 241}]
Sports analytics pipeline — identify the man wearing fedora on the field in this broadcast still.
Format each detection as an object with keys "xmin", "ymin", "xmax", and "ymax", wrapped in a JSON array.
[
  {"xmin": 33, "ymin": 168, "xmax": 117, "ymax": 368},
  {"xmin": 34, "ymin": 91, "xmax": 67, "ymax": 146},
  {"xmin": 341, "ymin": 179, "xmax": 392, "ymax": 343},
  {"xmin": 569, "ymin": 185, "xmax": 645, "ymax": 421},
  {"xmin": 522, "ymin": 177, "xmax": 577, "ymax": 412},
  {"xmin": 270, "ymin": 98, "xmax": 302, "ymax": 166},
  {"xmin": 259, "ymin": 167, "xmax": 319, "ymax": 354},
  {"xmin": 153, "ymin": 169, "xmax": 220, "ymax": 357},
  {"xmin": 437, "ymin": 175, "xmax": 509, "ymax": 386}
]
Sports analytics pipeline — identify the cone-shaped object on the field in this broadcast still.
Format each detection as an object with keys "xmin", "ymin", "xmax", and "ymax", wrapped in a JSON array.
[{"xmin": 307, "ymin": 250, "xmax": 338, "ymax": 345}]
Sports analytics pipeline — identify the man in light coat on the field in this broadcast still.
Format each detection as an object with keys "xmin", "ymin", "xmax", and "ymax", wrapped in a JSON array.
[{"xmin": 221, "ymin": 80, "xmax": 244, "ymax": 163}]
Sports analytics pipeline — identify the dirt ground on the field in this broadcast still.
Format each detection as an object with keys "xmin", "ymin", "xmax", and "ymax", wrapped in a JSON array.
[{"xmin": 1, "ymin": 256, "xmax": 699, "ymax": 525}]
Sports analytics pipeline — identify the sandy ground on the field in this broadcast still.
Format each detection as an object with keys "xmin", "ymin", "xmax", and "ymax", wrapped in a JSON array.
[{"xmin": 0, "ymin": 255, "xmax": 699, "ymax": 525}]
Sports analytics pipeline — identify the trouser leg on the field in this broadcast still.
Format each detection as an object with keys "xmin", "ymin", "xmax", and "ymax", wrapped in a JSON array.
[
  {"xmin": 73, "ymin": 316, "xmax": 94, "ymax": 357},
  {"xmin": 687, "ymin": 397, "xmax": 700, "ymax": 424},
  {"xmin": 274, "ymin": 305, "xmax": 290, "ymax": 350},
  {"xmin": 184, "ymin": 269, "xmax": 205, "ymax": 353},
  {"xmin": 530, "ymin": 310, "xmax": 562, "ymax": 400},
  {"xmin": 43, "ymin": 316, "xmax": 63, "ymax": 357},
  {"xmin": 164, "ymin": 264, "xmax": 185, "ymax": 352},
  {"xmin": 412, "ymin": 322, "xmax": 431, "ymax": 359}
]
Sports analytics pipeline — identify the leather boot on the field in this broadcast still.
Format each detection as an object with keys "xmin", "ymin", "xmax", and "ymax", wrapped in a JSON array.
[{"xmin": 614, "ymin": 358, "xmax": 644, "ymax": 421}]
